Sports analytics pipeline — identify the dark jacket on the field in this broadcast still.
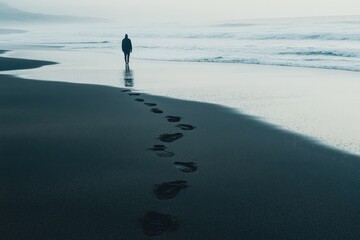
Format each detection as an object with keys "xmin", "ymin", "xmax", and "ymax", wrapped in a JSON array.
[{"xmin": 122, "ymin": 38, "xmax": 132, "ymax": 53}]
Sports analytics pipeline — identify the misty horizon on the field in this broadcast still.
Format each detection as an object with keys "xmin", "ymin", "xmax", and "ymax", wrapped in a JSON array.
[{"xmin": 1, "ymin": 0, "xmax": 360, "ymax": 25}]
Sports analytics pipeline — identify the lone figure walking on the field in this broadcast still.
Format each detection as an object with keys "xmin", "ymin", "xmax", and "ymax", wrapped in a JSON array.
[{"xmin": 122, "ymin": 34, "xmax": 132, "ymax": 67}]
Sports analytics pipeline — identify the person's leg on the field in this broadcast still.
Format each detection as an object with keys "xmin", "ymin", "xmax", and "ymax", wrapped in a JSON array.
[{"xmin": 125, "ymin": 53, "xmax": 130, "ymax": 65}]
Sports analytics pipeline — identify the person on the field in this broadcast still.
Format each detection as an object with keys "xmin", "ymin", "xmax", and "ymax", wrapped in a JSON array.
[{"xmin": 122, "ymin": 34, "xmax": 132, "ymax": 67}]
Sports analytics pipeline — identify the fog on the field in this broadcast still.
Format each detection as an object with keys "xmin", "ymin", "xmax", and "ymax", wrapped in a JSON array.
[{"xmin": 3, "ymin": 0, "xmax": 360, "ymax": 24}]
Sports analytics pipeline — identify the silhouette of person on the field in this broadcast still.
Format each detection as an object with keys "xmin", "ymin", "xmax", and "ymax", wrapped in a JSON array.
[{"xmin": 122, "ymin": 34, "xmax": 132, "ymax": 67}]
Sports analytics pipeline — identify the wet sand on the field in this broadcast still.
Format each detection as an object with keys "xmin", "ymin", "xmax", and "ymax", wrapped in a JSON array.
[
  {"xmin": 0, "ymin": 51, "xmax": 56, "ymax": 71},
  {"xmin": 8, "ymin": 49, "xmax": 360, "ymax": 155},
  {"xmin": 1, "ymin": 51, "xmax": 360, "ymax": 239}
]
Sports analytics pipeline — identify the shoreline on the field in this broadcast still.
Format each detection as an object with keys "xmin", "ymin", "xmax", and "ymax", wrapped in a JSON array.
[
  {"xmin": 0, "ymin": 51, "xmax": 57, "ymax": 71},
  {"xmin": 1, "ymin": 51, "xmax": 360, "ymax": 239},
  {"xmin": 5, "ymin": 48, "xmax": 360, "ymax": 155}
]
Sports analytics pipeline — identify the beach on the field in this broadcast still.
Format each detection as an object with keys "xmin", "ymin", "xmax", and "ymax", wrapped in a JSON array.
[
  {"xmin": 6, "ymin": 49, "xmax": 360, "ymax": 155},
  {"xmin": 1, "ymin": 50, "xmax": 360, "ymax": 239}
]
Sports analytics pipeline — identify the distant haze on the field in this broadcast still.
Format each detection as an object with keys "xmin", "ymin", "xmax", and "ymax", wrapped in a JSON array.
[
  {"xmin": 0, "ymin": 2, "xmax": 104, "ymax": 23},
  {"xmin": 3, "ymin": 0, "xmax": 360, "ymax": 24}
]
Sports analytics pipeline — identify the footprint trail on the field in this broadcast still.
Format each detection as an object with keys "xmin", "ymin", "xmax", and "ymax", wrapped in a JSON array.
[
  {"xmin": 147, "ymin": 145, "xmax": 175, "ymax": 157},
  {"xmin": 158, "ymin": 133, "xmax": 184, "ymax": 143},
  {"xmin": 153, "ymin": 181, "xmax": 188, "ymax": 200},
  {"xmin": 144, "ymin": 103, "xmax": 157, "ymax": 107},
  {"xmin": 151, "ymin": 108, "xmax": 163, "ymax": 114},
  {"xmin": 176, "ymin": 124, "xmax": 196, "ymax": 130},
  {"xmin": 141, "ymin": 211, "xmax": 178, "ymax": 236},
  {"xmin": 174, "ymin": 162, "xmax": 198, "ymax": 173},
  {"xmin": 122, "ymin": 87, "xmax": 198, "ymax": 236},
  {"xmin": 165, "ymin": 116, "xmax": 182, "ymax": 123}
]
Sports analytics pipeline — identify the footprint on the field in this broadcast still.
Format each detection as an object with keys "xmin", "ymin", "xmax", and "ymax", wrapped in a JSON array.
[
  {"xmin": 144, "ymin": 103, "xmax": 157, "ymax": 107},
  {"xmin": 147, "ymin": 145, "xmax": 175, "ymax": 157},
  {"xmin": 122, "ymin": 89, "xmax": 131, "ymax": 92},
  {"xmin": 156, "ymin": 151, "xmax": 175, "ymax": 157},
  {"xmin": 158, "ymin": 133, "xmax": 183, "ymax": 143},
  {"xmin": 135, "ymin": 98, "xmax": 144, "ymax": 102},
  {"xmin": 153, "ymin": 181, "xmax": 188, "ymax": 200},
  {"xmin": 176, "ymin": 124, "xmax": 196, "ymax": 131},
  {"xmin": 128, "ymin": 93, "xmax": 141, "ymax": 96},
  {"xmin": 141, "ymin": 211, "xmax": 178, "ymax": 236},
  {"xmin": 151, "ymin": 108, "xmax": 163, "ymax": 114},
  {"xmin": 165, "ymin": 116, "xmax": 182, "ymax": 123},
  {"xmin": 148, "ymin": 144, "xmax": 167, "ymax": 151},
  {"xmin": 174, "ymin": 162, "xmax": 198, "ymax": 173}
]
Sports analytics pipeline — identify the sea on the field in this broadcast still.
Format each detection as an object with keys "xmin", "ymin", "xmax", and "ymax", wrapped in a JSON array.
[
  {"xmin": 1, "ymin": 16, "xmax": 360, "ymax": 155},
  {"xmin": 1, "ymin": 15, "xmax": 360, "ymax": 72}
]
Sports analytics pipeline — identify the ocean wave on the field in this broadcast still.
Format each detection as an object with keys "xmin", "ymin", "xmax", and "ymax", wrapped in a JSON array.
[
  {"xmin": 255, "ymin": 33, "xmax": 360, "ymax": 41},
  {"xmin": 211, "ymin": 23, "xmax": 254, "ymax": 27},
  {"xmin": 64, "ymin": 46, "xmax": 112, "ymax": 49},
  {"xmin": 279, "ymin": 51, "xmax": 358, "ymax": 58},
  {"xmin": 0, "ymin": 28, "xmax": 27, "ymax": 34},
  {"xmin": 137, "ymin": 56, "xmax": 360, "ymax": 72},
  {"xmin": 136, "ymin": 31, "xmax": 360, "ymax": 41},
  {"xmin": 45, "ymin": 40, "xmax": 110, "ymax": 45},
  {"xmin": 137, "ymin": 46, "xmax": 161, "ymax": 49}
]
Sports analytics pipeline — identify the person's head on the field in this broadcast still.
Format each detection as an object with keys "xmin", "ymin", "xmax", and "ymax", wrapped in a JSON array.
[{"xmin": 125, "ymin": 34, "xmax": 128, "ymax": 38}]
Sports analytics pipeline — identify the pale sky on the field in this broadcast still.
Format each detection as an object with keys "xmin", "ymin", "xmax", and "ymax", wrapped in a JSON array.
[{"xmin": 4, "ymin": 0, "xmax": 360, "ymax": 24}]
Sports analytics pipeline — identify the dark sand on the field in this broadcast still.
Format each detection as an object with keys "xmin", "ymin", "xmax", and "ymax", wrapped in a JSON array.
[
  {"xmin": 1, "ymin": 51, "xmax": 360, "ymax": 239},
  {"xmin": 0, "ymin": 52, "xmax": 56, "ymax": 71}
]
